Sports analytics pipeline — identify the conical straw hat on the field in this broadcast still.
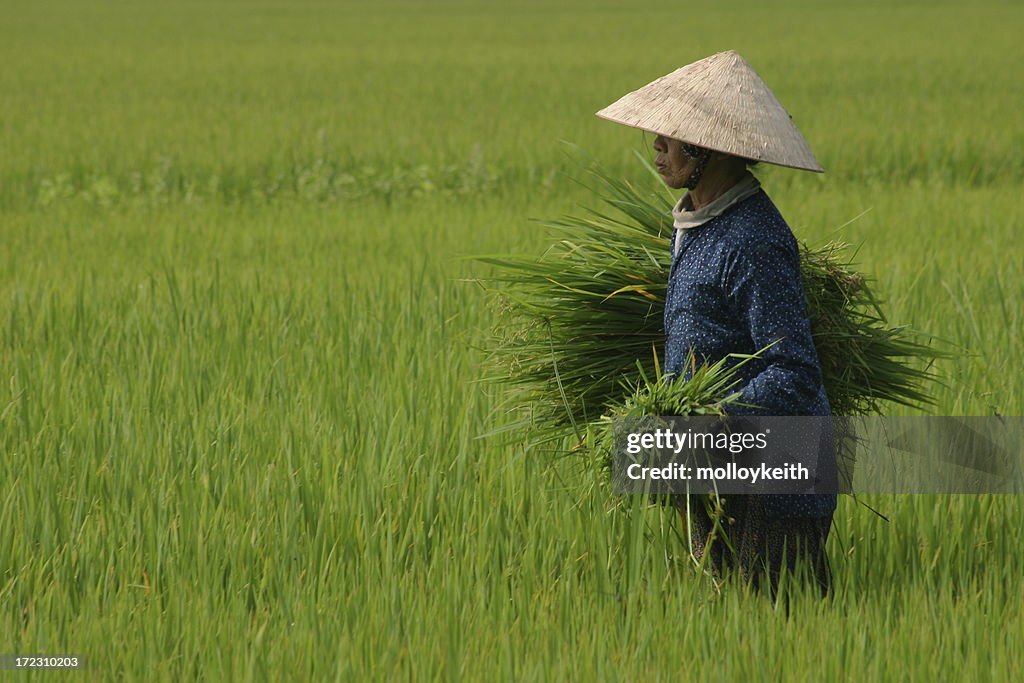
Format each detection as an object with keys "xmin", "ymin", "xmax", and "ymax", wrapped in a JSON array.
[{"xmin": 596, "ymin": 50, "xmax": 823, "ymax": 173}]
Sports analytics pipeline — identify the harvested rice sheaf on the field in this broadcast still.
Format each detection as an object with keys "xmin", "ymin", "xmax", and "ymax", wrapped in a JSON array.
[{"xmin": 477, "ymin": 164, "xmax": 948, "ymax": 451}]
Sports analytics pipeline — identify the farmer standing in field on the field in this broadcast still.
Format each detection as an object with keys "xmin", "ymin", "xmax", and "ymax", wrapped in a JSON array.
[{"xmin": 597, "ymin": 50, "xmax": 835, "ymax": 597}]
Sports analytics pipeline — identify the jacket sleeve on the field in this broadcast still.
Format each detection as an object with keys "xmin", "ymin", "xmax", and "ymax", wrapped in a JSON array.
[{"xmin": 722, "ymin": 239, "xmax": 823, "ymax": 416}]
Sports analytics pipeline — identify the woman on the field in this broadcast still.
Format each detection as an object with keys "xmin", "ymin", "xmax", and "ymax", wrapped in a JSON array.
[{"xmin": 596, "ymin": 51, "xmax": 835, "ymax": 597}]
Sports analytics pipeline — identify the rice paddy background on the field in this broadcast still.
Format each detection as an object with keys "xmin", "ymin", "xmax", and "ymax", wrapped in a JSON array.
[{"xmin": 2, "ymin": 0, "xmax": 1023, "ymax": 679}]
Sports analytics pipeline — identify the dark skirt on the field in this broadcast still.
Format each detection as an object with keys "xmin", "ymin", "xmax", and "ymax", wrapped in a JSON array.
[{"xmin": 677, "ymin": 494, "xmax": 833, "ymax": 599}]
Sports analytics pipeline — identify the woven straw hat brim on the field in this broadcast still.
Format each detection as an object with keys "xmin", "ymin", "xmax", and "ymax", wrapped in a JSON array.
[{"xmin": 596, "ymin": 50, "xmax": 824, "ymax": 173}]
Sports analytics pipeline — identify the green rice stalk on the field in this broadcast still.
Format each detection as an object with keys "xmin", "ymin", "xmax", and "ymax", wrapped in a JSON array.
[{"xmin": 476, "ymin": 162, "xmax": 950, "ymax": 450}]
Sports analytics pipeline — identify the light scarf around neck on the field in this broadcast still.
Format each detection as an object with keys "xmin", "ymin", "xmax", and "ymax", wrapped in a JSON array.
[{"xmin": 672, "ymin": 171, "xmax": 762, "ymax": 257}]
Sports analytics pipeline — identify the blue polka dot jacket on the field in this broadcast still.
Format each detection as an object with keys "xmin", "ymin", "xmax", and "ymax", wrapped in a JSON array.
[{"xmin": 665, "ymin": 189, "xmax": 837, "ymax": 519}]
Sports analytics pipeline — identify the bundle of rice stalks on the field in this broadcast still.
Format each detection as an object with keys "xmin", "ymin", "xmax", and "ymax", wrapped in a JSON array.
[
  {"xmin": 584, "ymin": 353, "xmax": 747, "ymax": 474},
  {"xmin": 476, "ymin": 162, "xmax": 947, "ymax": 451}
]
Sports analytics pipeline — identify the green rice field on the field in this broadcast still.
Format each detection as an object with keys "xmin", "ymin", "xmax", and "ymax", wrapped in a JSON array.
[{"xmin": 2, "ymin": 0, "xmax": 1023, "ymax": 679}]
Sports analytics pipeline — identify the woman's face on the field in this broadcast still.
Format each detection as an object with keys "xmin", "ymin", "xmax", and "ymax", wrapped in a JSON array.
[{"xmin": 653, "ymin": 134, "xmax": 696, "ymax": 189}]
